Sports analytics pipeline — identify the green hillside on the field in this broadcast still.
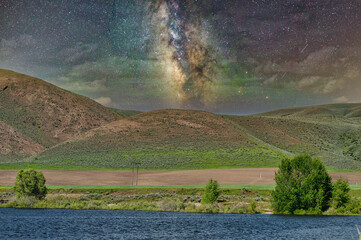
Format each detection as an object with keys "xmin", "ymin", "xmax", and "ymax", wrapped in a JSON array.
[
  {"xmin": 225, "ymin": 103, "xmax": 361, "ymax": 170},
  {"xmin": 12, "ymin": 109, "xmax": 286, "ymax": 169},
  {"xmin": 1, "ymin": 70, "xmax": 361, "ymax": 170}
]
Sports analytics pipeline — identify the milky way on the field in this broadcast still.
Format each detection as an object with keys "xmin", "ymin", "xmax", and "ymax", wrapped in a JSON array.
[
  {"xmin": 148, "ymin": 0, "xmax": 217, "ymax": 107},
  {"xmin": 1, "ymin": 0, "xmax": 361, "ymax": 113}
]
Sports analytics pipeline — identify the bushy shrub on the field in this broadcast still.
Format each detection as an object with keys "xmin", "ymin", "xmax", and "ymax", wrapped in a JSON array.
[
  {"xmin": 272, "ymin": 155, "xmax": 332, "ymax": 214},
  {"xmin": 4, "ymin": 196, "xmax": 38, "ymax": 208},
  {"xmin": 14, "ymin": 169, "xmax": 47, "ymax": 200},
  {"xmin": 332, "ymin": 178, "xmax": 350, "ymax": 209},
  {"xmin": 345, "ymin": 198, "xmax": 361, "ymax": 214},
  {"xmin": 158, "ymin": 199, "xmax": 185, "ymax": 211},
  {"xmin": 198, "ymin": 203, "xmax": 220, "ymax": 213},
  {"xmin": 201, "ymin": 179, "xmax": 220, "ymax": 204},
  {"xmin": 250, "ymin": 201, "xmax": 257, "ymax": 213}
]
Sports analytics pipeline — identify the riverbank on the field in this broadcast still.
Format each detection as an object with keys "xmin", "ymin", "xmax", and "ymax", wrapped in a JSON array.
[
  {"xmin": 1, "ymin": 187, "xmax": 361, "ymax": 215},
  {"xmin": 0, "ymin": 187, "xmax": 271, "ymax": 213}
]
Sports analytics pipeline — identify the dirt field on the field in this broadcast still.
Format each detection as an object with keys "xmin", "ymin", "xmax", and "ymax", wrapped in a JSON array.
[{"xmin": 1, "ymin": 169, "xmax": 361, "ymax": 186}]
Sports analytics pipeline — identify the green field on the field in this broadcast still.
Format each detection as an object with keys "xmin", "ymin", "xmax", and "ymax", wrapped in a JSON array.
[
  {"xmin": 2, "ymin": 184, "xmax": 361, "ymax": 191},
  {"xmin": 0, "ymin": 184, "xmax": 277, "ymax": 190},
  {"xmin": 0, "ymin": 144, "xmax": 286, "ymax": 170}
]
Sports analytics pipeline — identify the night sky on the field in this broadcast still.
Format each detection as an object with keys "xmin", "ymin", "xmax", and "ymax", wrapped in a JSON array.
[{"xmin": 1, "ymin": 0, "xmax": 361, "ymax": 114}]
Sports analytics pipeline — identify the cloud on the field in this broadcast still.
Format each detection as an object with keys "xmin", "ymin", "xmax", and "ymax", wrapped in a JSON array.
[
  {"xmin": 56, "ymin": 76, "xmax": 108, "ymax": 93},
  {"xmin": 57, "ymin": 42, "xmax": 98, "ymax": 64},
  {"xmin": 259, "ymin": 46, "xmax": 361, "ymax": 98},
  {"xmin": 94, "ymin": 97, "xmax": 118, "ymax": 108},
  {"xmin": 333, "ymin": 96, "xmax": 349, "ymax": 103},
  {"xmin": 296, "ymin": 76, "xmax": 346, "ymax": 95}
]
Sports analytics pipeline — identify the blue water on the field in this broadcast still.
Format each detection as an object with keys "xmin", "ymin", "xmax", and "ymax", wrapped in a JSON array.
[{"xmin": 0, "ymin": 208, "xmax": 360, "ymax": 239}]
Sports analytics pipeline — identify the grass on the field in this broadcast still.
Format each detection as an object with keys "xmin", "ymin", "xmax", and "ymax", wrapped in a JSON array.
[
  {"xmin": 2, "ymin": 186, "xmax": 361, "ymax": 215},
  {"xmin": 1, "ymin": 162, "xmax": 361, "ymax": 173},
  {"xmin": 0, "ymin": 186, "xmax": 272, "ymax": 214},
  {"xmin": 0, "ymin": 144, "xmax": 286, "ymax": 170},
  {"xmin": 326, "ymin": 168, "xmax": 361, "ymax": 173},
  {"xmin": 0, "ymin": 184, "xmax": 276, "ymax": 190},
  {"xmin": 2, "ymin": 184, "xmax": 361, "ymax": 190},
  {"xmin": 47, "ymin": 184, "xmax": 277, "ymax": 190}
]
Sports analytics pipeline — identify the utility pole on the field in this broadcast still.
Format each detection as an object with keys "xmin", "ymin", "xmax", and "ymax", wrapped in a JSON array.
[
  {"xmin": 131, "ymin": 161, "xmax": 140, "ymax": 186},
  {"xmin": 131, "ymin": 161, "xmax": 135, "ymax": 186},
  {"xmin": 136, "ymin": 163, "xmax": 139, "ymax": 186}
]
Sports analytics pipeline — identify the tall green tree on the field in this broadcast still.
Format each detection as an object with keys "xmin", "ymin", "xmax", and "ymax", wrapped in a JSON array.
[
  {"xmin": 14, "ymin": 169, "xmax": 47, "ymax": 200},
  {"xmin": 202, "ymin": 178, "xmax": 220, "ymax": 204},
  {"xmin": 272, "ymin": 155, "xmax": 333, "ymax": 214}
]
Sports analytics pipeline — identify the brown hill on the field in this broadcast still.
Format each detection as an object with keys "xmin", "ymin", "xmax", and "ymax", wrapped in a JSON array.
[
  {"xmin": 76, "ymin": 109, "xmax": 249, "ymax": 144},
  {"xmin": 0, "ymin": 120, "xmax": 45, "ymax": 160},
  {"xmin": 260, "ymin": 103, "xmax": 361, "ymax": 119},
  {"xmin": 0, "ymin": 69, "xmax": 121, "ymax": 159},
  {"xmin": 30, "ymin": 109, "xmax": 287, "ymax": 169}
]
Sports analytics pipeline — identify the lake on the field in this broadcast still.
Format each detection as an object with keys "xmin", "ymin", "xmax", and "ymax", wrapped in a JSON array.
[{"xmin": 0, "ymin": 208, "xmax": 360, "ymax": 239}]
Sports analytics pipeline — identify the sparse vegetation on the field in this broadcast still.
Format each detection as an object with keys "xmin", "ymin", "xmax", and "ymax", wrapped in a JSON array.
[
  {"xmin": 1, "ymin": 184, "xmax": 361, "ymax": 215},
  {"xmin": 0, "ymin": 186, "xmax": 273, "ymax": 214}
]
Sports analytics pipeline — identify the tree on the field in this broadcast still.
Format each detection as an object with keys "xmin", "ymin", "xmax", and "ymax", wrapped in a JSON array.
[
  {"xmin": 272, "ymin": 155, "xmax": 333, "ymax": 214},
  {"xmin": 332, "ymin": 178, "xmax": 350, "ymax": 209},
  {"xmin": 202, "ymin": 178, "xmax": 220, "ymax": 204},
  {"xmin": 14, "ymin": 169, "xmax": 47, "ymax": 200}
]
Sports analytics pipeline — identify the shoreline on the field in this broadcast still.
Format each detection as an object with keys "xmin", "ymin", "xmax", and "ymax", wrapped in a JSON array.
[
  {"xmin": 0, "ymin": 187, "xmax": 273, "ymax": 214},
  {"xmin": 2, "ymin": 187, "xmax": 361, "ymax": 216}
]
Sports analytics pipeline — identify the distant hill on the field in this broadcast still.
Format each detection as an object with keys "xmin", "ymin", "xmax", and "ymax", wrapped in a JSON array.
[
  {"xmin": 225, "ymin": 103, "xmax": 361, "ymax": 170},
  {"xmin": 109, "ymin": 108, "xmax": 142, "ymax": 117},
  {"xmin": 259, "ymin": 104, "xmax": 361, "ymax": 119},
  {"xmin": 0, "ymin": 69, "xmax": 121, "ymax": 159}
]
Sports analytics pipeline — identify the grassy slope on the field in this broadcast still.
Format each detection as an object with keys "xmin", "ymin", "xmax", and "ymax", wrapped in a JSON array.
[
  {"xmin": 225, "ymin": 103, "xmax": 361, "ymax": 170},
  {"xmin": 0, "ymin": 69, "xmax": 121, "ymax": 160},
  {"xmin": 4, "ymin": 102, "xmax": 361, "ymax": 170},
  {"xmin": 5, "ymin": 109, "xmax": 287, "ymax": 169}
]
